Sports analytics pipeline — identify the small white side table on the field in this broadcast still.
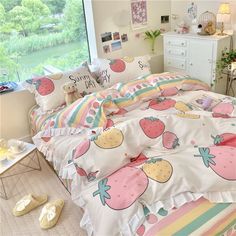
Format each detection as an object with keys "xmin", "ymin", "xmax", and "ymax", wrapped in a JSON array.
[{"xmin": 0, "ymin": 142, "xmax": 41, "ymax": 200}]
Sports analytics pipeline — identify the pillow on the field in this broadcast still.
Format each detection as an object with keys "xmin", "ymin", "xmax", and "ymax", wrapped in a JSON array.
[
  {"xmin": 23, "ymin": 66, "xmax": 102, "ymax": 112},
  {"xmin": 92, "ymin": 55, "xmax": 151, "ymax": 88}
]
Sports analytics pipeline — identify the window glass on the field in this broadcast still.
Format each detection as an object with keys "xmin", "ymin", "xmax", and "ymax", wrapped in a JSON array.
[{"xmin": 0, "ymin": 0, "xmax": 90, "ymax": 82}]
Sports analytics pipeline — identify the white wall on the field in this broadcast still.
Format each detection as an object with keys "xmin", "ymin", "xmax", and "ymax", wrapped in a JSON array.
[
  {"xmin": 92, "ymin": 0, "xmax": 171, "ymax": 59},
  {"xmin": 171, "ymin": 0, "xmax": 236, "ymax": 48},
  {"xmin": 0, "ymin": 90, "xmax": 35, "ymax": 140}
]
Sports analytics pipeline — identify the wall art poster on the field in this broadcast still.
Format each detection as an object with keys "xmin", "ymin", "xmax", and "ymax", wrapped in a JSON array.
[
  {"xmin": 131, "ymin": 0, "xmax": 147, "ymax": 29},
  {"xmin": 113, "ymin": 32, "xmax": 120, "ymax": 40},
  {"xmin": 101, "ymin": 32, "xmax": 112, "ymax": 42},
  {"xmin": 187, "ymin": 2, "xmax": 197, "ymax": 20},
  {"xmin": 111, "ymin": 41, "xmax": 122, "ymax": 51},
  {"xmin": 103, "ymin": 45, "xmax": 110, "ymax": 54},
  {"xmin": 121, "ymin": 34, "xmax": 128, "ymax": 42}
]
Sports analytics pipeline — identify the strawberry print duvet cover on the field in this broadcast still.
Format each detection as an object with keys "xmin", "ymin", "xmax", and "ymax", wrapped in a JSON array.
[{"xmin": 32, "ymin": 73, "xmax": 236, "ymax": 236}]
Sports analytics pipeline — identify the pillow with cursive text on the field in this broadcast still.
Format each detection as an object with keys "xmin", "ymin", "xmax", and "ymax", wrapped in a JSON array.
[
  {"xmin": 23, "ymin": 66, "xmax": 102, "ymax": 112},
  {"xmin": 92, "ymin": 55, "xmax": 151, "ymax": 88}
]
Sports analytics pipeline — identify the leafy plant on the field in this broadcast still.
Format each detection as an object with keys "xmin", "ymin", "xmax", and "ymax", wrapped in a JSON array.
[
  {"xmin": 216, "ymin": 49, "xmax": 236, "ymax": 76},
  {"xmin": 144, "ymin": 29, "xmax": 161, "ymax": 53}
]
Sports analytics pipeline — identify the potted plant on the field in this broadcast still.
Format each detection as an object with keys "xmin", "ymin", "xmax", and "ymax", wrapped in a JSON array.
[
  {"xmin": 144, "ymin": 29, "xmax": 161, "ymax": 54},
  {"xmin": 216, "ymin": 49, "xmax": 236, "ymax": 76}
]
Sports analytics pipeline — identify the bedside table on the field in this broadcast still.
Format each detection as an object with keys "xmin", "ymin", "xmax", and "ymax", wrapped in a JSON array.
[{"xmin": 0, "ymin": 142, "xmax": 41, "ymax": 200}]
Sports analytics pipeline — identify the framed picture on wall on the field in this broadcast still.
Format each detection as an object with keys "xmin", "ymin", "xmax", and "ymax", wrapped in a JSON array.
[{"xmin": 130, "ymin": 0, "xmax": 148, "ymax": 30}]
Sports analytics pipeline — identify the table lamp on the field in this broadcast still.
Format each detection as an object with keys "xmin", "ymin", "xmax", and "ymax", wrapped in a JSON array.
[{"xmin": 217, "ymin": 3, "xmax": 231, "ymax": 35}]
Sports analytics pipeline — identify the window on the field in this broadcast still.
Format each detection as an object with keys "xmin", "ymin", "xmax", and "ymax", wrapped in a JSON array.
[{"xmin": 0, "ymin": 0, "xmax": 90, "ymax": 82}]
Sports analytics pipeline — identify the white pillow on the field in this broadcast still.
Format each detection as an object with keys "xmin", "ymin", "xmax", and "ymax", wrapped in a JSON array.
[
  {"xmin": 92, "ymin": 55, "xmax": 151, "ymax": 88},
  {"xmin": 23, "ymin": 66, "xmax": 102, "ymax": 112}
]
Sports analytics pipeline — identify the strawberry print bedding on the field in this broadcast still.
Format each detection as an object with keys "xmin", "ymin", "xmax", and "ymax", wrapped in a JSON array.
[{"xmin": 32, "ymin": 72, "xmax": 236, "ymax": 236}]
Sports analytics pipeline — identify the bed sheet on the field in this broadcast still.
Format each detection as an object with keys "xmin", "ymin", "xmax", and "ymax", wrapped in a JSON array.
[{"xmin": 140, "ymin": 197, "xmax": 236, "ymax": 236}]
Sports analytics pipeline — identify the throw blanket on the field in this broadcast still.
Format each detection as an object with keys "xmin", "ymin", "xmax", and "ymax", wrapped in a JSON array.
[{"xmin": 32, "ymin": 73, "xmax": 236, "ymax": 236}]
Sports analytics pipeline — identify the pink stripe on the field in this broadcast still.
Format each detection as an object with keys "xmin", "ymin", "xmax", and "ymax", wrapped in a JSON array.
[
  {"xmin": 202, "ymin": 209, "xmax": 236, "ymax": 236},
  {"xmin": 60, "ymin": 101, "xmax": 78, "ymax": 125},
  {"xmin": 145, "ymin": 197, "xmax": 207, "ymax": 236}
]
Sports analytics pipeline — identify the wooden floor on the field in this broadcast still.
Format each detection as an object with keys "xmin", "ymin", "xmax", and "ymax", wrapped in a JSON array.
[{"xmin": 0, "ymin": 154, "xmax": 87, "ymax": 236}]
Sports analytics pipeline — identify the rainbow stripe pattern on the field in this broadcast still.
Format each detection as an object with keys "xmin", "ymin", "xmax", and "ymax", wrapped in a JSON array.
[
  {"xmin": 30, "ymin": 73, "xmax": 210, "ymax": 131},
  {"xmin": 143, "ymin": 197, "xmax": 236, "ymax": 236}
]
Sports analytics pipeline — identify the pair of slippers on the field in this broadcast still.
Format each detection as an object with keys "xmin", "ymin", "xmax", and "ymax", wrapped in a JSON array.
[{"xmin": 13, "ymin": 194, "xmax": 64, "ymax": 229}]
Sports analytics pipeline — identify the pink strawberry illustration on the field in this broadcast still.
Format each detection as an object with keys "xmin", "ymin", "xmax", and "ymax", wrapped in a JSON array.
[
  {"xmin": 139, "ymin": 117, "xmax": 165, "ymax": 139},
  {"xmin": 212, "ymin": 113, "xmax": 231, "ymax": 118},
  {"xmin": 149, "ymin": 98, "xmax": 176, "ymax": 111},
  {"xmin": 32, "ymin": 77, "xmax": 54, "ymax": 96},
  {"xmin": 161, "ymin": 87, "xmax": 178, "ymax": 97},
  {"xmin": 129, "ymin": 153, "xmax": 148, "ymax": 167},
  {"xmin": 72, "ymin": 140, "xmax": 90, "ymax": 159},
  {"xmin": 211, "ymin": 133, "xmax": 236, "ymax": 147},
  {"xmin": 109, "ymin": 59, "xmax": 126, "ymax": 73},
  {"xmin": 195, "ymin": 146, "xmax": 236, "ymax": 180},
  {"xmin": 114, "ymin": 108, "xmax": 128, "ymax": 115},
  {"xmin": 136, "ymin": 224, "xmax": 145, "ymax": 236},
  {"xmin": 162, "ymin": 131, "xmax": 179, "ymax": 149},
  {"xmin": 106, "ymin": 119, "xmax": 114, "ymax": 128},
  {"xmin": 74, "ymin": 163, "xmax": 98, "ymax": 182},
  {"xmin": 93, "ymin": 166, "xmax": 148, "ymax": 210},
  {"xmin": 212, "ymin": 102, "xmax": 234, "ymax": 115},
  {"xmin": 41, "ymin": 137, "xmax": 51, "ymax": 142}
]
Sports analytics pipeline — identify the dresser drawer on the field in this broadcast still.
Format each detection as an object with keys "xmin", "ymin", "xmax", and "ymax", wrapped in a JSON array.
[
  {"xmin": 165, "ymin": 38, "xmax": 187, "ymax": 47},
  {"xmin": 165, "ymin": 58, "xmax": 186, "ymax": 70},
  {"xmin": 166, "ymin": 48, "xmax": 186, "ymax": 57}
]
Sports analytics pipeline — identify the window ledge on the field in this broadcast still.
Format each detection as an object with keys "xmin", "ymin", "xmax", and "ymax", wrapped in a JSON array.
[{"xmin": 0, "ymin": 83, "xmax": 27, "ymax": 96}]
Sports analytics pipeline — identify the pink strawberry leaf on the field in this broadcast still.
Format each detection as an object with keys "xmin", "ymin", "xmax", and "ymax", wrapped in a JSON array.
[
  {"xmin": 146, "ymin": 116, "xmax": 158, "ymax": 121},
  {"xmin": 211, "ymin": 135, "xmax": 223, "ymax": 145},
  {"xmin": 93, "ymin": 178, "xmax": 111, "ymax": 206},
  {"xmin": 146, "ymin": 157, "xmax": 162, "ymax": 164},
  {"xmin": 157, "ymin": 208, "xmax": 168, "ymax": 216},
  {"xmin": 195, "ymin": 147, "xmax": 216, "ymax": 167}
]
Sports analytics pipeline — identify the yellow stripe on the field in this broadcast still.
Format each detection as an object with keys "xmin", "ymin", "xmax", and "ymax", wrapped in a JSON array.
[
  {"xmin": 192, "ymin": 204, "xmax": 236, "ymax": 235},
  {"xmin": 210, "ymin": 210, "xmax": 236, "ymax": 235},
  {"xmin": 157, "ymin": 201, "xmax": 215, "ymax": 235}
]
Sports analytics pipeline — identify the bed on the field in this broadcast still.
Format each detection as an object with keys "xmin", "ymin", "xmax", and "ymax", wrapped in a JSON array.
[{"xmin": 27, "ymin": 68, "xmax": 236, "ymax": 235}]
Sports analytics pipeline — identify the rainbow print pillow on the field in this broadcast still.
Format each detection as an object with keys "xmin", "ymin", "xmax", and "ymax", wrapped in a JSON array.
[
  {"xmin": 92, "ymin": 55, "xmax": 151, "ymax": 88},
  {"xmin": 23, "ymin": 66, "xmax": 102, "ymax": 112}
]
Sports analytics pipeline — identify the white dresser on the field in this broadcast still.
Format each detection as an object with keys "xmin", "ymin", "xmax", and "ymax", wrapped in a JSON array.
[{"xmin": 163, "ymin": 32, "xmax": 231, "ymax": 94}]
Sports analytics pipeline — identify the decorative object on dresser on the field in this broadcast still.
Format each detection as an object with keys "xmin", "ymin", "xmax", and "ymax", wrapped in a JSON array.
[
  {"xmin": 217, "ymin": 3, "xmax": 231, "ymax": 36},
  {"xmin": 174, "ymin": 21, "xmax": 190, "ymax": 34},
  {"xmin": 163, "ymin": 32, "xmax": 231, "ymax": 94},
  {"xmin": 144, "ymin": 29, "xmax": 161, "ymax": 53},
  {"xmin": 197, "ymin": 11, "xmax": 216, "ymax": 35}
]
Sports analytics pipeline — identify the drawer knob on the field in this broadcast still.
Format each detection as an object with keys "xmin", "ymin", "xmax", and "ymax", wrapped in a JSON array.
[
  {"xmin": 189, "ymin": 63, "xmax": 193, "ymax": 66},
  {"xmin": 181, "ymin": 42, "xmax": 184, "ymax": 46},
  {"xmin": 181, "ymin": 52, "xmax": 184, "ymax": 55},
  {"xmin": 168, "ymin": 41, "xmax": 171, "ymax": 44},
  {"xmin": 181, "ymin": 64, "xmax": 184, "ymax": 67},
  {"xmin": 169, "ymin": 50, "xmax": 171, "ymax": 53}
]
